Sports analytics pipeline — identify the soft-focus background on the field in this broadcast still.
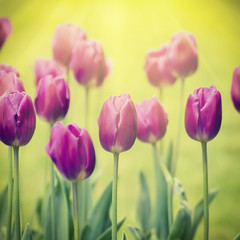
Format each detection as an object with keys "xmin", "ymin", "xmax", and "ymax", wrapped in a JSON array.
[{"xmin": 0, "ymin": 0, "xmax": 240, "ymax": 239}]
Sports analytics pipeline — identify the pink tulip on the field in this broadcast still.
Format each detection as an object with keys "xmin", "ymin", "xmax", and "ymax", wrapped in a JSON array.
[
  {"xmin": 0, "ymin": 63, "xmax": 19, "ymax": 77},
  {"xmin": 231, "ymin": 66, "xmax": 240, "ymax": 113},
  {"xmin": 0, "ymin": 17, "xmax": 12, "ymax": 50}
]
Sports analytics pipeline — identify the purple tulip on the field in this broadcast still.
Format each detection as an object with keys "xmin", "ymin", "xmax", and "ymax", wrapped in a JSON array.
[
  {"xmin": 144, "ymin": 43, "xmax": 176, "ymax": 88},
  {"xmin": 168, "ymin": 30, "xmax": 198, "ymax": 78},
  {"xmin": 0, "ymin": 63, "xmax": 19, "ymax": 77},
  {"xmin": 34, "ymin": 58, "xmax": 65, "ymax": 85},
  {"xmin": 52, "ymin": 22, "xmax": 86, "ymax": 67},
  {"xmin": 34, "ymin": 75, "xmax": 70, "ymax": 124},
  {"xmin": 136, "ymin": 96, "xmax": 168, "ymax": 143},
  {"xmin": 46, "ymin": 122, "xmax": 95, "ymax": 181},
  {"xmin": 0, "ymin": 91, "xmax": 36, "ymax": 146},
  {"xmin": 70, "ymin": 39, "xmax": 110, "ymax": 88},
  {"xmin": 0, "ymin": 17, "xmax": 12, "ymax": 50},
  {"xmin": 98, "ymin": 93, "xmax": 137, "ymax": 153},
  {"xmin": 231, "ymin": 66, "xmax": 240, "ymax": 113},
  {"xmin": 185, "ymin": 86, "xmax": 222, "ymax": 142}
]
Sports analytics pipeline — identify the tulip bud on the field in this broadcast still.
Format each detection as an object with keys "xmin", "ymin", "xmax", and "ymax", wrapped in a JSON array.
[
  {"xmin": 46, "ymin": 122, "xmax": 95, "ymax": 181},
  {"xmin": 231, "ymin": 66, "xmax": 240, "ymax": 113},
  {"xmin": 34, "ymin": 75, "xmax": 70, "ymax": 124},
  {"xmin": 144, "ymin": 43, "xmax": 176, "ymax": 88},
  {"xmin": 168, "ymin": 30, "xmax": 198, "ymax": 78},
  {"xmin": 136, "ymin": 96, "xmax": 168, "ymax": 143},
  {"xmin": 52, "ymin": 22, "xmax": 86, "ymax": 67},
  {"xmin": 0, "ymin": 63, "xmax": 19, "ymax": 77},
  {"xmin": 34, "ymin": 58, "xmax": 65, "ymax": 85},
  {"xmin": 185, "ymin": 86, "xmax": 222, "ymax": 142},
  {"xmin": 70, "ymin": 39, "xmax": 110, "ymax": 88},
  {"xmin": 98, "ymin": 93, "xmax": 137, "ymax": 153},
  {"xmin": 0, "ymin": 72, "xmax": 25, "ymax": 96},
  {"xmin": 0, "ymin": 17, "xmax": 12, "ymax": 50},
  {"xmin": 0, "ymin": 91, "xmax": 36, "ymax": 146}
]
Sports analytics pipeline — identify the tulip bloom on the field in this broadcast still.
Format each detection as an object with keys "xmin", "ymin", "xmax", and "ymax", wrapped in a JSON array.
[
  {"xmin": 136, "ymin": 96, "xmax": 168, "ymax": 143},
  {"xmin": 70, "ymin": 39, "xmax": 110, "ymax": 88},
  {"xmin": 168, "ymin": 31, "xmax": 198, "ymax": 79},
  {"xmin": 0, "ymin": 17, "xmax": 12, "ymax": 50},
  {"xmin": 34, "ymin": 75, "xmax": 70, "ymax": 124},
  {"xmin": 98, "ymin": 93, "xmax": 137, "ymax": 153},
  {"xmin": 0, "ymin": 91, "xmax": 36, "ymax": 146},
  {"xmin": 0, "ymin": 63, "xmax": 19, "ymax": 77},
  {"xmin": 185, "ymin": 85, "xmax": 222, "ymax": 142},
  {"xmin": 144, "ymin": 43, "xmax": 176, "ymax": 88},
  {"xmin": 231, "ymin": 66, "xmax": 240, "ymax": 113},
  {"xmin": 52, "ymin": 22, "xmax": 86, "ymax": 67},
  {"xmin": 46, "ymin": 122, "xmax": 95, "ymax": 181},
  {"xmin": 34, "ymin": 58, "xmax": 65, "ymax": 85}
]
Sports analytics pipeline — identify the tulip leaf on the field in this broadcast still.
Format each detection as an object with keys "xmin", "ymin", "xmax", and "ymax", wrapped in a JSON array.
[
  {"xmin": 165, "ymin": 141, "xmax": 173, "ymax": 173},
  {"xmin": 82, "ymin": 182, "xmax": 112, "ymax": 240},
  {"xmin": 21, "ymin": 223, "xmax": 33, "ymax": 240},
  {"xmin": 136, "ymin": 171, "xmax": 151, "ymax": 234},
  {"xmin": 233, "ymin": 232, "xmax": 240, "ymax": 240},
  {"xmin": 0, "ymin": 184, "xmax": 8, "ymax": 229},
  {"xmin": 122, "ymin": 232, "xmax": 128, "ymax": 240},
  {"xmin": 128, "ymin": 226, "xmax": 144, "ymax": 240}
]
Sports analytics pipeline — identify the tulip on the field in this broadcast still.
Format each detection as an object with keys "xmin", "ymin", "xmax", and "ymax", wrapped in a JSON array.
[
  {"xmin": 136, "ymin": 96, "xmax": 168, "ymax": 143},
  {"xmin": 52, "ymin": 22, "xmax": 86, "ymax": 67},
  {"xmin": 98, "ymin": 93, "xmax": 137, "ymax": 153},
  {"xmin": 0, "ymin": 17, "xmax": 12, "ymax": 50},
  {"xmin": 231, "ymin": 66, "xmax": 240, "ymax": 113},
  {"xmin": 144, "ymin": 43, "xmax": 176, "ymax": 88},
  {"xmin": 0, "ymin": 63, "xmax": 19, "ymax": 77},
  {"xmin": 185, "ymin": 85, "xmax": 222, "ymax": 142},
  {"xmin": 70, "ymin": 39, "xmax": 110, "ymax": 88},
  {"xmin": 34, "ymin": 58, "xmax": 65, "ymax": 85},
  {"xmin": 34, "ymin": 75, "xmax": 70, "ymax": 124},
  {"xmin": 0, "ymin": 72, "xmax": 25, "ymax": 96},
  {"xmin": 168, "ymin": 30, "xmax": 198, "ymax": 79}
]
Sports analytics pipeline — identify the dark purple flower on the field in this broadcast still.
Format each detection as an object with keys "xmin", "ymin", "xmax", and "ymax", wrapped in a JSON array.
[
  {"xmin": 0, "ymin": 63, "xmax": 19, "ymax": 77},
  {"xmin": 0, "ymin": 91, "xmax": 36, "ymax": 146},
  {"xmin": 0, "ymin": 17, "xmax": 12, "ymax": 50},
  {"xmin": 185, "ymin": 86, "xmax": 222, "ymax": 142},
  {"xmin": 231, "ymin": 66, "xmax": 240, "ymax": 113},
  {"xmin": 46, "ymin": 122, "xmax": 95, "ymax": 181}
]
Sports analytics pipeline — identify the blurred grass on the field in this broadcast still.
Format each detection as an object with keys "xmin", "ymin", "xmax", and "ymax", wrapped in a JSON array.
[{"xmin": 0, "ymin": 0, "xmax": 240, "ymax": 239}]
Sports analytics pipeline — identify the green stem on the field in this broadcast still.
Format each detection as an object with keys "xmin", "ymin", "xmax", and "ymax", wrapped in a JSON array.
[
  {"xmin": 72, "ymin": 182, "xmax": 80, "ymax": 240},
  {"xmin": 13, "ymin": 146, "xmax": 20, "ymax": 240},
  {"xmin": 201, "ymin": 142, "xmax": 209, "ymax": 240},
  {"xmin": 112, "ymin": 152, "xmax": 119, "ymax": 240},
  {"xmin": 50, "ymin": 160, "xmax": 56, "ymax": 240},
  {"xmin": 159, "ymin": 87, "xmax": 164, "ymax": 153},
  {"xmin": 7, "ymin": 146, "xmax": 13, "ymax": 240},
  {"xmin": 85, "ymin": 87, "xmax": 89, "ymax": 129},
  {"xmin": 66, "ymin": 67, "xmax": 70, "ymax": 83},
  {"xmin": 172, "ymin": 78, "xmax": 185, "ymax": 176}
]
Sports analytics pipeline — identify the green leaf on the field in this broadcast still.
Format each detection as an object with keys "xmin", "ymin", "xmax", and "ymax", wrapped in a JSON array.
[
  {"xmin": 82, "ymin": 182, "xmax": 112, "ymax": 240},
  {"xmin": 165, "ymin": 141, "xmax": 173, "ymax": 173},
  {"xmin": 122, "ymin": 232, "xmax": 128, "ymax": 240},
  {"xmin": 189, "ymin": 189, "xmax": 219, "ymax": 240},
  {"xmin": 0, "ymin": 184, "xmax": 8, "ymax": 229},
  {"xmin": 136, "ymin": 172, "xmax": 151, "ymax": 234},
  {"xmin": 21, "ymin": 223, "xmax": 33, "ymax": 240},
  {"xmin": 234, "ymin": 232, "xmax": 240, "ymax": 240},
  {"xmin": 128, "ymin": 226, "xmax": 144, "ymax": 240},
  {"xmin": 96, "ymin": 218, "xmax": 125, "ymax": 240}
]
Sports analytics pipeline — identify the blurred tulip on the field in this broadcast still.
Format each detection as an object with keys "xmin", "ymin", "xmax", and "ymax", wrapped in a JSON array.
[
  {"xmin": 0, "ymin": 91, "xmax": 36, "ymax": 146},
  {"xmin": 136, "ymin": 96, "xmax": 168, "ymax": 143},
  {"xmin": 144, "ymin": 43, "xmax": 176, "ymax": 88},
  {"xmin": 46, "ymin": 122, "xmax": 95, "ymax": 181},
  {"xmin": 168, "ymin": 30, "xmax": 198, "ymax": 78},
  {"xmin": 0, "ymin": 63, "xmax": 19, "ymax": 77},
  {"xmin": 185, "ymin": 85, "xmax": 222, "ymax": 142},
  {"xmin": 52, "ymin": 22, "xmax": 86, "ymax": 67},
  {"xmin": 0, "ymin": 72, "xmax": 24, "ymax": 96},
  {"xmin": 0, "ymin": 17, "xmax": 12, "ymax": 50},
  {"xmin": 34, "ymin": 75, "xmax": 70, "ymax": 124},
  {"xmin": 34, "ymin": 58, "xmax": 65, "ymax": 85},
  {"xmin": 98, "ymin": 93, "xmax": 137, "ymax": 153},
  {"xmin": 70, "ymin": 39, "xmax": 110, "ymax": 88},
  {"xmin": 231, "ymin": 66, "xmax": 240, "ymax": 113}
]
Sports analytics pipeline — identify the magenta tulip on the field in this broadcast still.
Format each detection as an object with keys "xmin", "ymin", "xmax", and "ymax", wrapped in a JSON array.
[
  {"xmin": 0, "ymin": 91, "xmax": 36, "ymax": 146},
  {"xmin": 0, "ymin": 17, "xmax": 12, "ymax": 50},
  {"xmin": 136, "ymin": 96, "xmax": 168, "ymax": 143},
  {"xmin": 168, "ymin": 30, "xmax": 198, "ymax": 78},
  {"xmin": 52, "ymin": 22, "xmax": 86, "ymax": 67},
  {"xmin": 98, "ymin": 93, "xmax": 137, "ymax": 153},
  {"xmin": 0, "ymin": 63, "xmax": 19, "ymax": 77},
  {"xmin": 231, "ymin": 66, "xmax": 240, "ymax": 113},
  {"xmin": 34, "ymin": 75, "xmax": 70, "ymax": 124},
  {"xmin": 46, "ymin": 122, "xmax": 95, "ymax": 181},
  {"xmin": 185, "ymin": 86, "xmax": 222, "ymax": 142},
  {"xmin": 70, "ymin": 39, "xmax": 110, "ymax": 88},
  {"xmin": 144, "ymin": 43, "xmax": 176, "ymax": 88}
]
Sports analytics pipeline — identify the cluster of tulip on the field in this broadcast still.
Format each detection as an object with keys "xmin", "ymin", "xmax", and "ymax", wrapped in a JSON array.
[{"xmin": 0, "ymin": 16, "xmax": 240, "ymax": 240}]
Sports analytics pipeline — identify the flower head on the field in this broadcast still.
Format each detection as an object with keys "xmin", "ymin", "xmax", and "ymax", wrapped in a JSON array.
[
  {"xmin": 0, "ymin": 17, "xmax": 12, "ymax": 50},
  {"xmin": 231, "ymin": 66, "xmax": 240, "ymax": 113}
]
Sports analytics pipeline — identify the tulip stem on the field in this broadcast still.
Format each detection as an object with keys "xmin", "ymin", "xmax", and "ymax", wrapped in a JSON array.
[
  {"xmin": 67, "ymin": 67, "xmax": 70, "ymax": 83},
  {"xmin": 85, "ymin": 87, "xmax": 89, "ymax": 129},
  {"xmin": 112, "ymin": 152, "xmax": 119, "ymax": 240},
  {"xmin": 72, "ymin": 182, "xmax": 80, "ymax": 240},
  {"xmin": 50, "ymin": 160, "xmax": 56, "ymax": 240},
  {"xmin": 159, "ymin": 87, "xmax": 164, "ymax": 153},
  {"xmin": 201, "ymin": 142, "xmax": 209, "ymax": 240},
  {"xmin": 7, "ymin": 146, "xmax": 13, "ymax": 240},
  {"xmin": 13, "ymin": 146, "xmax": 20, "ymax": 240}
]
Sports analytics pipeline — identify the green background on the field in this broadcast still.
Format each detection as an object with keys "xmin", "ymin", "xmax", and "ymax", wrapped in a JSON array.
[{"xmin": 0, "ymin": 0, "xmax": 240, "ymax": 239}]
